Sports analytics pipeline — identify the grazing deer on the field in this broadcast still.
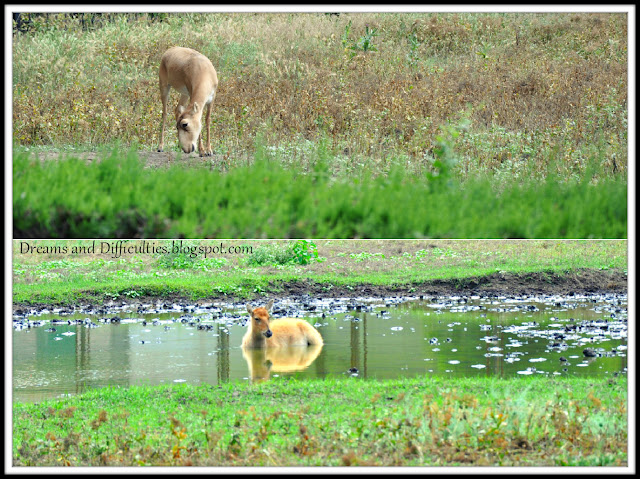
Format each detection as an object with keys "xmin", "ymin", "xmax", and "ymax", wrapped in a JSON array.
[
  {"xmin": 242, "ymin": 300, "xmax": 324, "ymax": 348},
  {"xmin": 242, "ymin": 344, "xmax": 323, "ymax": 383},
  {"xmin": 157, "ymin": 46, "xmax": 218, "ymax": 156}
]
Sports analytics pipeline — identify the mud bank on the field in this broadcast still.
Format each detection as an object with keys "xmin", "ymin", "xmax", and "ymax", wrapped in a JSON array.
[
  {"xmin": 13, "ymin": 269, "xmax": 627, "ymax": 314},
  {"xmin": 273, "ymin": 269, "xmax": 627, "ymax": 298}
]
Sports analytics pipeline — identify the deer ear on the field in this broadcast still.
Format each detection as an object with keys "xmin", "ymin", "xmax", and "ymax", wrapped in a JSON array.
[
  {"xmin": 246, "ymin": 304, "xmax": 254, "ymax": 314},
  {"xmin": 177, "ymin": 105, "xmax": 186, "ymax": 116},
  {"xmin": 265, "ymin": 299, "xmax": 274, "ymax": 312},
  {"xmin": 192, "ymin": 102, "xmax": 200, "ymax": 114}
]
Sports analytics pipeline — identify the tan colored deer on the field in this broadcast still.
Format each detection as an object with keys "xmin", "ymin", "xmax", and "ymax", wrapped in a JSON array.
[
  {"xmin": 157, "ymin": 46, "xmax": 218, "ymax": 156},
  {"xmin": 242, "ymin": 300, "xmax": 324, "ymax": 349}
]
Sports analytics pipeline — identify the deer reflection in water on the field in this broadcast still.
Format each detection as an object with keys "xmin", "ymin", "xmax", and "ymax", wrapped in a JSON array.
[{"xmin": 242, "ymin": 344, "xmax": 323, "ymax": 383}]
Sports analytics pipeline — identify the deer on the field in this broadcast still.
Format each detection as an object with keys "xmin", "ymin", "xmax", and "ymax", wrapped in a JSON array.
[
  {"xmin": 242, "ymin": 300, "xmax": 324, "ymax": 349},
  {"xmin": 157, "ymin": 46, "xmax": 218, "ymax": 157}
]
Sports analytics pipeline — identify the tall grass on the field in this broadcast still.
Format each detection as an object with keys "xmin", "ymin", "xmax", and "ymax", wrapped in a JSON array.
[
  {"xmin": 13, "ymin": 147, "xmax": 627, "ymax": 239},
  {"xmin": 12, "ymin": 12, "xmax": 628, "ymax": 180}
]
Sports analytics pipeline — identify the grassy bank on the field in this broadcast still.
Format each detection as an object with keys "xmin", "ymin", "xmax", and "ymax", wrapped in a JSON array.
[
  {"xmin": 12, "ymin": 149, "xmax": 628, "ymax": 239},
  {"xmin": 12, "ymin": 239, "xmax": 627, "ymax": 306},
  {"xmin": 12, "ymin": 376, "xmax": 628, "ymax": 467},
  {"xmin": 12, "ymin": 12, "xmax": 627, "ymax": 181}
]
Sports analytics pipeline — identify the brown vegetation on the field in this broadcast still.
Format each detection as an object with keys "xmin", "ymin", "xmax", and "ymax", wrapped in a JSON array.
[{"xmin": 12, "ymin": 12, "xmax": 628, "ymax": 179}]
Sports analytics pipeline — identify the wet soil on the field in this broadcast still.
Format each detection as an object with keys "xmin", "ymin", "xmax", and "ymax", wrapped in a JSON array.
[
  {"xmin": 13, "ymin": 269, "xmax": 627, "ymax": 314},
  {"xmin": 276, "ymin": 268, "xmax": 627, "ymax": 297}
]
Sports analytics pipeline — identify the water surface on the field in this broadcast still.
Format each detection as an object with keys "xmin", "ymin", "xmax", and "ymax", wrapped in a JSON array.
[{"xmin": 13, "ymin": 294, "xmax": 627, "ymax": 402}]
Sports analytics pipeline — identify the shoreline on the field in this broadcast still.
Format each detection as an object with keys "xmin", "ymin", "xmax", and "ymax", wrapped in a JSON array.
[{"xmin": 13, "ymin": 268, "xmax": 627, "ymax": 313}]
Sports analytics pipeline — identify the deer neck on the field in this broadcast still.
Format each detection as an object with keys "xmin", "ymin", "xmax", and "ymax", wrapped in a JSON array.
[
  {"xmin": 247, "ymin": 324, "xmax": 268, "ymax": 347},
  {"xmin": 187, "ymin": 82, "xmax": 213, "ymax": 114}
]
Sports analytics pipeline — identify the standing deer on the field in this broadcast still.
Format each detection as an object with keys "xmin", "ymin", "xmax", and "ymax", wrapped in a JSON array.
[{"xmin": 157, "ymin": 46, "xmax": 218, "ymax": 156}]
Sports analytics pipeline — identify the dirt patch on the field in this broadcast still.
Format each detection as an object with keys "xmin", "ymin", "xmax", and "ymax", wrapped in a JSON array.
[
  {"xmin": 29, "ymin": 149, "xmax": 227, "ymax": 170},
  {"xmin": 13, "ymin": 269, "xmax": 627, "ymax": 314},
  {"xmin": 137, "ymin": 151, "xmax": 229, "ymax": 170}
]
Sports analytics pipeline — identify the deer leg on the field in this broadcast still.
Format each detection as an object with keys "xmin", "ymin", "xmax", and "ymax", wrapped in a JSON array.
[
  {"xmin": 197, "ymin": 120, "xmax": 205, "ymax": 157},
  {"xmin": 158, "ymin": 84, "xmax": 171, "ymax": 152},
  {"xmin": 204, "ymin": 101, "xmax": 213, "ymax": 156}
]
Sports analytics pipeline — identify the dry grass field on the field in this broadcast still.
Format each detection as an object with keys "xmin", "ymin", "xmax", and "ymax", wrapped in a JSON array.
[{"xmin": 12, "ymin": 12, "xmax": 628, "ymax": 181}]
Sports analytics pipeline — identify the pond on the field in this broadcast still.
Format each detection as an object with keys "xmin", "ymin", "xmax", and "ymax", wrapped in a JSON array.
[{"xmin": 12, "ymin": 293, "xmax": 628, "ymax": 402}]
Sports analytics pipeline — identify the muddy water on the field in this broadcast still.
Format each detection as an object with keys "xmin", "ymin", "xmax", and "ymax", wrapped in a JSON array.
[{"xmin": 12, "ymin": 294, "xmax": 627, "ymax": 402}]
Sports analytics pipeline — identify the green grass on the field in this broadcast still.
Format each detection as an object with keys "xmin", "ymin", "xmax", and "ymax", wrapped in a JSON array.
[
  {"xmin": 13, "ymin": 148, "xmax": 627, "ymax": 239},
  {"xmin": 12, "ymin": 376, "xmax": 628, "ymax": 466},
  {"xmin": 12, "ymin": 239, "xmax": 627, "ymax": 306}
]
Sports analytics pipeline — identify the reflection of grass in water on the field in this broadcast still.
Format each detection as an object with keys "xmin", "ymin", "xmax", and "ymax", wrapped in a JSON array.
[{"xmin": 12, "ymin": 376, "xmax": 627, "ymax": 466}]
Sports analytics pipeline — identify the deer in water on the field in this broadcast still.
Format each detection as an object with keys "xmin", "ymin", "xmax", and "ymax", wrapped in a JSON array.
[
  {"xmin": 242, "ymin": 300, "xmax": 324, "ymax": 348},
  {"xmin": 157, "ymin": 46, "xmax": 218, "ymax": 157}
]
